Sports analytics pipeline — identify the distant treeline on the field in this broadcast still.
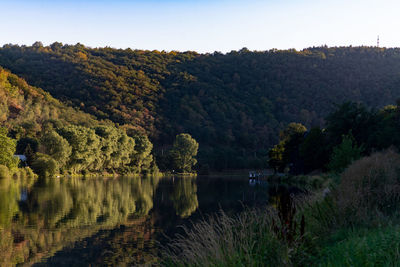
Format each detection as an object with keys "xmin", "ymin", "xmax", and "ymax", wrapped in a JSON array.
[{"xmin": 1, "ymin": 44, "xmax": 400, "ymax": 169}]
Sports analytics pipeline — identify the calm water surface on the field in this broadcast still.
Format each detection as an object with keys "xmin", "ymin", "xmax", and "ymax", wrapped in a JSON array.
[{"xmin": 0, "ymin": 175, "xmax": 290, "ymax": 266}]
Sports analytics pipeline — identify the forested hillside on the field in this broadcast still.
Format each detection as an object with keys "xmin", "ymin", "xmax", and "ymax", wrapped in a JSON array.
[
  {"xmin": 1, "ymin": 44, "xmax": 400, "ymax": 169},
  {"xmin": 0, "ymin": 67, "xmax": 156, "ymax": 175}
]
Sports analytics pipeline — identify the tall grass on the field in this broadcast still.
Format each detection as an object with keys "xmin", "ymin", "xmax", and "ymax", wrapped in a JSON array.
[
  {"xmin": 313, "ymin": 226, "xmax": 400, "ymax": 266},
  {"xmin": 163, "ymin": 209, "xmax": 291, "ymax": 266},
  {"xmin": 162, "ymin": 149, "xmax": 400, "ymax": 266}
]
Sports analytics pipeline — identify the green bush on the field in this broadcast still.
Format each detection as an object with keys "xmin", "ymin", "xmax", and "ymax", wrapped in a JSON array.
[
  {"xmin": 0, "ymin": 127, "xmax": 19, "ymax": 170},
  {"xmin": 12, "ymin": 167, "xmax": 37, "ymax": 187},
  {"xmin": 31, "ymin": 153, "xmax": 58, "ymax": 177},
  {"xmin": 25, "ymin": 167, "xmax": 36, "ymax": 180},
  {"xmin": 0, "ymin": 165, "xmax": 9, "ymax": 180},
  {"xmin": 0, "ymin": 165, "xmax": 10, "ymax": 189},
  {"xmin": 328, "ymin": 134, "xmax": 363, "ymax": 174},
  {"xmin": 338, "ymin": 149, "xmax": 400, "ymax": 226}
]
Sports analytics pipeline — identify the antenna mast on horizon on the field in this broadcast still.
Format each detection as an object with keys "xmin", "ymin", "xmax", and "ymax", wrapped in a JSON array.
[{"xmin": 377, "ymin": 35, "xmax": 380, "ymax": 47}]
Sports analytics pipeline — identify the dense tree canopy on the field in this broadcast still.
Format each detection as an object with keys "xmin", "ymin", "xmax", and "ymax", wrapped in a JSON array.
[
  {"xmin": 271, "ymin": 101, "xmax": 400, "ymax": 174},
  {"xmin": 3, "ymin": 44, "xmax": 400, "ymax": 169},
  {"xmin": 0, "ymin": 67, "xmax": 157, "ymax": 176}
]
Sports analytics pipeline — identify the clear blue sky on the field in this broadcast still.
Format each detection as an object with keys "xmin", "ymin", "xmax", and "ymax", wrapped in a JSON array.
[{"xmin": 1, "ymin": 0, "xmax": 399, "ymax": 53}]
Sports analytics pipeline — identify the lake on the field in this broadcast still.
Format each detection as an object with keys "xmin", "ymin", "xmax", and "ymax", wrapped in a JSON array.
[{"xmin": 0, "ymin": 175, "xmax": 291, "ymax": 266}]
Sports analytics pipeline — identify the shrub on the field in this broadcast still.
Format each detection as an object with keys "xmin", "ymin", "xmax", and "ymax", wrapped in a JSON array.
[
  {"xmin": 31, "ymin": 153, "xmax": 58, "ymax": 177},
  {"xmin": 0, "ymin": 165, "xmax": 9, "ymax": 180},
  {"xmin": 337, "ymin": 149, "xmax": 400, "ymax": 225},
  {"xmin": 328, "ymin": 134, "xmax": 363, "ymax": 174},
  {"xmin": 12, "ymin": 167, "xmax": 37, "ymax": 187},
  {"xmin": 0, "ymin": 165, "xmax": 10, "ymax": 188},
  {"xmin": 25, "ymin": 167, "xmax": 36, "ymax": 180}
]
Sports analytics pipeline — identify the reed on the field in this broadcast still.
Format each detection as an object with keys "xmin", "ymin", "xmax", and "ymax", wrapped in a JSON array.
[{"xmin": 162, "ymin": 208, "xmax": 291, "ymax": 267}]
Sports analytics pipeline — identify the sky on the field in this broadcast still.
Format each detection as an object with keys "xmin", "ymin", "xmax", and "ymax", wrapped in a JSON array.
[{"xmin": 1, "ymin": 0, "xmax": 399, "ymax": 53}]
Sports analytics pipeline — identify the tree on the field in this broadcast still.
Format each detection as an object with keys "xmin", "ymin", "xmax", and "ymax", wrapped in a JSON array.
[
  {"xmin": 279, "ymin": 123, "xmax": 307, "ymax": 142},
  {"xmin": 57, "ymin": 125, "xmax": 101, "ymax": 173},
  {"xmin": 170, "ymin": 133, "xmax": 199, "ymax": 173},
  {"xmin": 170, "ymin": 178, "xmax": 199, "ymax": 218},
  {"xmin": 268, "ymin": 123, "xmax": 307, "ymax": 174},
  {"xmin": 32, "ymin": 41, "xmax": 43, "ymax": 48},
  {"xmin": 129, "ymin": 134, "xmax": 153, "ymax": 174},
  {"xmin": 24, "ymin": 144, "xmax": 35, "ymax": 166},
  {"xmin": 299, "ymin": 127, "xmax": 329, "ymax": 173},
  {"xmin": 0, "ymin": 127, "xmax": 18, "ymax": 170},
  {"xmin": 268, "ymin": 141, "xmax": 286, "ymax": 173},
  {"xmin": 328, "ymin": 134, "xmax": 363, "ymax": 173},
  {"xmin": 112, "ymin": 130, "xmax": 135, "ymax": 172},
  {"xmin": 371, "ymin": 104, "xmax": 400, "ymax": 151},
  {"xmin": 325, "ymin": 102, "xmax": 376, "ymax": 151},
  {"xmin": 16, "ymin": 137, "xmax": 38, "ymax": 155},
  {"xmin": 31, "ymin": 153, "xmax": 58, "ymax": 177},
  {"xmin": 94, "ymin": 126, "xmax": 136, "ymax": 172},
  {"xmin": 40, "ymin": 130, "xmax": 72, "ymax": 169}
]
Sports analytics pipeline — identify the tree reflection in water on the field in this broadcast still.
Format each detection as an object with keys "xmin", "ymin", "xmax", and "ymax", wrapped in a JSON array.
[
  {"xmin": 0, "ymin": 175, "xmax": 268, "ymax": 266},
  {"xmin": 0, "ymin": 175, "xmax": 161, "ymax": 266},
  {"xmin": 170, "ymin": 177, "xmax": 199, "ymax": 218}
]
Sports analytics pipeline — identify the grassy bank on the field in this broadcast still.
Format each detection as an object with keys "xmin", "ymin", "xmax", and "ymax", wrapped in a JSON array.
[{"xmin": 163, "ymin": 149, "xmax": 400, "ymax": 266}]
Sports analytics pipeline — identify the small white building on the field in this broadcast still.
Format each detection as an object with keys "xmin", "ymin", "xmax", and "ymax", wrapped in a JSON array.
[
  {"xmin": 14, "ymin": 155, "xmax": 27, "ymax": 166},
  {"xmin": 14, "ymin": 155, "xmax": 27, "ymax": 162}
]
